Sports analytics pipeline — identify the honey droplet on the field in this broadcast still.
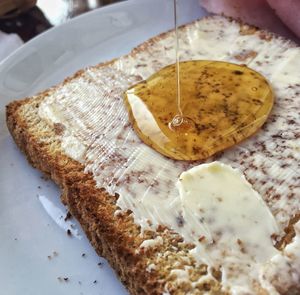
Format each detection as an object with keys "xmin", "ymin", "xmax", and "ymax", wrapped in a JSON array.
[
  {"xmin": 124, "ymin": 60, "xmax": 274, "ymax": 161},
  {"xmin": 168, "ymin": 115, "xmax": 195, "ymax": 133}
]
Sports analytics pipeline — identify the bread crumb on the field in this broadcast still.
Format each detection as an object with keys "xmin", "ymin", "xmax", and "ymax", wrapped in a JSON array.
[
  {"xmin": 40, "ymin": 175, "xmax": 49, "ymax": 181},
  {"xmin": 48, "ymin": 251, "xmax": 58, "ymax": 260},
  {"xmin": 64, "ymin": 211, "xmax": 72, "ymax": 221}
]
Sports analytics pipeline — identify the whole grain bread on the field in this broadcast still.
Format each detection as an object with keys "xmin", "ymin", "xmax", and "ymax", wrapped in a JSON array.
[{"xmin": 6, "ymin": 15, "xmax": 300, "ymax": 294}]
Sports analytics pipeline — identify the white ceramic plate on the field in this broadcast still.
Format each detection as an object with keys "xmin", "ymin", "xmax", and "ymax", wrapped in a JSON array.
[{"xmin": 0, "ymin": 1, "xmax": 207, "ymax": 294}]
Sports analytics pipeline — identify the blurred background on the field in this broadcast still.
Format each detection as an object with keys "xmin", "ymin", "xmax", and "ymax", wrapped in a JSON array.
[
  {"xmin": 0, "ymin": 0, "xmax": 123, "ymax": 42},
  {"xmin": 0, "ymin": 0, "xmax": 298, "ymax": 61}
]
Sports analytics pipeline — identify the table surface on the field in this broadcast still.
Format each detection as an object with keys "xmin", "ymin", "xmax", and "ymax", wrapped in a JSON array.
[{"xmin": 0, "ymin": 0, "xmax": 123, "ymax": 42}]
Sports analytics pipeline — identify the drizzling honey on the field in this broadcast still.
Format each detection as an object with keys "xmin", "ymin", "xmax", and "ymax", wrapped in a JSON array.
[
  {"xmin": 124, "ymin": 60, "xmax": 274, "ymax": 160},
  {"xmin": 124, "ymin": 0, "xmax": 273, "ymax": 161},
  {"xmin": 173, "ymin": 0, "xmax": 183, "ymax": 122}
]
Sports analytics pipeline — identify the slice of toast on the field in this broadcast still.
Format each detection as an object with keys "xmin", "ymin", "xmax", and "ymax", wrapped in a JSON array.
[{"xmin": 6, "ymin": 15, "xmax": 300, "ymax": 294}]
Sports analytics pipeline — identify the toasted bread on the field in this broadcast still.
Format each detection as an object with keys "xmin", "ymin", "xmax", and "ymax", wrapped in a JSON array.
[{"xmin": 6, "ymin": 16, "xmax": 300, "ymax": 294}]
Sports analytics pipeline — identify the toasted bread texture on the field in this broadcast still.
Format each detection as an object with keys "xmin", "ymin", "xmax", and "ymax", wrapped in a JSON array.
[{"xmin": 6, "ymin": 15, "xmax": 300, "ymax": 295}]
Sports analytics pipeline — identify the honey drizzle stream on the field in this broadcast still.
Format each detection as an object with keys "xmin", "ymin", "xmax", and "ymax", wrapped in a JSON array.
[{"xmin": 172, "ymin": 0, "xmax": 184, "ymax": 126}]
